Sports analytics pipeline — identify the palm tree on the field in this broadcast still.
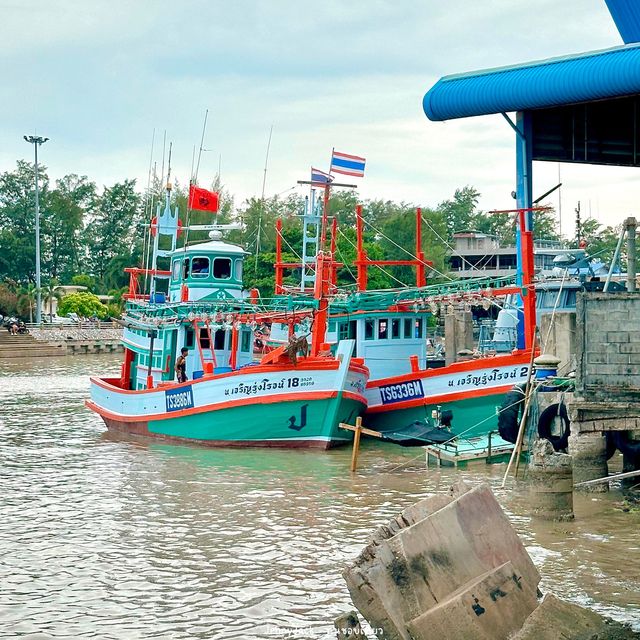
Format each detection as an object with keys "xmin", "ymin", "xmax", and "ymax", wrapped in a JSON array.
[
  {"xmin": 42, "ymin": 278, "xmax": 63, "ymax": 322},
  {"xmin": 18, "ymin": 283, "xmax": 39, "ymax": 323}
]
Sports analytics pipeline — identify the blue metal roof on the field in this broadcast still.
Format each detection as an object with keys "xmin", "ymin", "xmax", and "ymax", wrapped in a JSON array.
[
  {"xmin": 423, "ymin": 43, "xmax": 640, "ymax": 122},
  {"xmin": 605, "ymin": 0, "xmax": 640, "ymax": 44}
]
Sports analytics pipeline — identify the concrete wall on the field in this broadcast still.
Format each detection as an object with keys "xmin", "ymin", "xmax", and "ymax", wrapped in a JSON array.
[
  {"xmin": 540, "ymin": 311, "xmax": 576, "ymax": 374},
  {"xmin": 576, "ymin": 292, "xmax": 640, "ymax": 400}
]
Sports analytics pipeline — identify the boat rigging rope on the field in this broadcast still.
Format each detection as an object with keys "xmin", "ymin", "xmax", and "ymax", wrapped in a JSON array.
[{"xmin": 337, "ymin": 227, "xmax": 410, "ymax": 288}]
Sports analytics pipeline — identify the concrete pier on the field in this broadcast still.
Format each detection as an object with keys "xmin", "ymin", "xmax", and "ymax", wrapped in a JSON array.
[
  {"xmin": 444, "ymin": 310, "xmax": 474, "ymax": 366},
  {"xmin": 568, "ymin": 432, "xmax": 609, "ymax": 493},
  {"xmin": 528, "ymin": 439, "xmax": 574, "ymax": 521}
]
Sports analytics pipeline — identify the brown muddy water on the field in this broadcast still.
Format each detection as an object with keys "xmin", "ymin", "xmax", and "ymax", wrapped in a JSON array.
[{"xmin": 0, "ymin": 355, "xmax": 638, "ymax": 639}]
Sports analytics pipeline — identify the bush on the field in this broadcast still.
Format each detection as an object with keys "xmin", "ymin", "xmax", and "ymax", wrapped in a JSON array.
[
  {"xmin": 57, "ymin": 292, "xmax": 108, "ymax": 319},
  {"xmin": 0, "ymin": 283, "xmax": 19, "ymax": 317}
]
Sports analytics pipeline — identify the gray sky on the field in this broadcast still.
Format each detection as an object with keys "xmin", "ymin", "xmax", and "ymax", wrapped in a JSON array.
[{"xmin": 1, "ymin": 0, "xmax": 634, "ymax": 234}]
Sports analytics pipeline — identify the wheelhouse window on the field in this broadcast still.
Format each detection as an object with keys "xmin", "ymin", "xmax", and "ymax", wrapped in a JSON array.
[
  {"xmin": 214, "ymin": 329, "xmax": 227, "ymax": 350},
  {"xmin": 364, "ymin": 319, "xmax": 374, "ymax": 340},
  {"xmin": 378, "ymin": 319, "xmax": 388, "ymax": 340},
  {"xmin": 182, "ymin": 258, "xmax": 190, "ymax": 279},
  {"xmin": 213, "ymin": 258, "xmax": 232, "ymax": 279},
  {"xmin": 191, "ymin": 257, "xmax": 210, "ymax": 278},
  {"xmin": 184, "ymin": 328, "xmax": 194, "ymax": 348},
  {"xmin": 235, "ymin": 259, "xmax": 243, "ymax": 281},
  {"xmin": 414, "ymin": 318, "xmax": 424, "ymax": 338},
  {"xmin": 199, "ymin": 328, "xmax": 211, "ymax": 349},
  {"xmin": 403, "ymin": 318, "xmax": 413, "ymax": 339},
  {"xmin": 172, "ymin": 259, "xmax": 181, "ymax": 281},
  {"xmin": 391, "ymin": 319, "xmax": 400, "ymax": 339},
  {"xmin": 240, "ymin": 329, "xmax": 251, "ymax": 352}
]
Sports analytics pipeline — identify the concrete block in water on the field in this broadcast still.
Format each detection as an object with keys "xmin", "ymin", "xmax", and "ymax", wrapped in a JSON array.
[
  {"xmin": 528, "ymin": 439, "xmax": 574, "ymax": 521},
  {"xmin": 512, "ymin": 593, "xmax": 640, "ymax": 640},
  {"xmin": 343, "ymin": 484, "xmax": 540, "ymax": 640},
  {"xmin": 342, "ymin": 481, "xmax": 472, "ymax": 640},
  {"xmin": 406, "ymin": 561, "xmax": 539, "ymax": 640}
]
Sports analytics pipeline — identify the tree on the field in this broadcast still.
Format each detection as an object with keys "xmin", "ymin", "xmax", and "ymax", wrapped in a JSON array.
[
  {"xmin": 18, "ymin": 283, "xmax": 39, "ymax": 323},
  {"xmin": 0, "ymin": 160, "xmax": 49, "ymax": 284},
  {"xmin": 57, "ymin": 292, "xmax": 108, "ymax": 319},
  {"xmin": 71, "ymin": 274, "xmax": 96, "ymax": 291},
  {"xmin": 0, "ymin": 282, "xmax": 19, "ymax": 318},
  {"xmin": 437, "ymin": 186, "xmax": 480, "ymax": 239},
  {"xmin": 42, "ymin": 175, "xmax": 96, "ymax": 281},
  {"xmin": 41, "ymin": 278, "xmax": 63, "ymax": 322},
  {"xmin": 84, "ymin": 179, "xmax": 142, "ymax": 289},
  {"xmin": 580, "ymin": 218, "xmax": 621, "ymax": 267}
]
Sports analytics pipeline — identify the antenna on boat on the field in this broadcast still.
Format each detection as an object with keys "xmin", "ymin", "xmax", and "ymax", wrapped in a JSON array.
[
  {"xmin": 194, "ymin": 109, "xmax": 209, "ymax": 185},
  {"xmin": 255, "ymin": 124, "xmax": 274, "ymax": 274},
  {"xmin": 184, "ymin": 110, "xmax": 210, "ymax": 249},
  {"xmin": 141, "ymin": 129, "xmax": 156, "ymax": 294}
]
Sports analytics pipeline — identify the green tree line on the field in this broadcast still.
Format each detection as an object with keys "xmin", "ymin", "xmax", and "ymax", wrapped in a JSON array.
[{"xmin": 0, "ymin": 160, "xmax": 621, "ymax": 319}]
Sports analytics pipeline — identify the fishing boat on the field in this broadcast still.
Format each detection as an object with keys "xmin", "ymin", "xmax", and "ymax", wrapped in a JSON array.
[
  {"xmin": 269, "ymin": 189, "xmax": 538, "ymax": 442},
  {"xmin": 86, "ymin": 181, "xmax": 369, "ymax": 449}
]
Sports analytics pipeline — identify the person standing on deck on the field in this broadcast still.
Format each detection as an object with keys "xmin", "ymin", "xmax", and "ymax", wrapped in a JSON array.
[{"xmin": 175, "ymin": 347, "xmax": 188, "ymax": 383}]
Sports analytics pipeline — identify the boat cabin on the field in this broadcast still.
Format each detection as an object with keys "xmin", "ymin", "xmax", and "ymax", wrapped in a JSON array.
[
  {"xmin": 122, "ymin": 237, "xmax": 255, "ymax": 390},
  {"xmin": 270, "ymin": 310, "xmax": 435, "ymax": 380},
  {"xmin": 168, "ymin": 238, "xmax": 247, "ymax": 302}
]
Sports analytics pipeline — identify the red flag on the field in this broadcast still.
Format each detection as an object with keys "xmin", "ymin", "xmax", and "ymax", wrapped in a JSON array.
[{"xmin": 188, "ymin": 184, "xmax": 220, "ymax": 213}]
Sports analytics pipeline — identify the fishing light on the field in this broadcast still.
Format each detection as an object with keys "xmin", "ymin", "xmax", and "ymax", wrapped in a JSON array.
[
  {"xmin": 482, "ymin": 298, "xmax": 491, "ymax": 310},
  {"xmin": 187, "ymin": 312, "xmax": 195, "ymax": 322},
  {"xmin": 446, "ymin": 304, "xmax": 455, "ymax": 316},
  {"xmin": 464, "ymin": 302, "xmax": 472, "ymax": 313},
  {"xmin": 201, "ymin": 311, "xmax": 209, "ymax": 321}
]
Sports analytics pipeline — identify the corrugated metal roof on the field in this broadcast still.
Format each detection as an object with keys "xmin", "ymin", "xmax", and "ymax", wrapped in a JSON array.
[
  {"xmin": 605, "ymin": 0, "xmax": 640, "ymax": 44},
  {"xmin": 423, "ymin": 43, "xmax": 640, "ymax": 122}
]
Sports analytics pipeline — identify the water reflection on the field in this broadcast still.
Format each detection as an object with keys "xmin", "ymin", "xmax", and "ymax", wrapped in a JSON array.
[{"xmin": 0, "ymin": 355, "xmax": 638, "ymax": 639}]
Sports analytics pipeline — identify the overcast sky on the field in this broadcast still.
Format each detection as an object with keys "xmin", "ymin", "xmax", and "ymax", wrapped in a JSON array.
[{"xmin": 1, "ymin": 0, "xmax": 634, "ymax": 235}]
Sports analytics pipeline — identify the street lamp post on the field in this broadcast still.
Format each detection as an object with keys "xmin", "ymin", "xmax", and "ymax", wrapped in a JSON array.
[{"xmin": 23, "ymin": 135, "xmax": 49, "ymax": 325}]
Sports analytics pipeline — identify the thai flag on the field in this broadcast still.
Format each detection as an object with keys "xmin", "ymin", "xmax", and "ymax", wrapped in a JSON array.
[
  {"xmin": 311, "ymin": 167, "xmax": 333, "ymax": 185},
  {"xmin": 330, "ymin": 150, "xmax": 366, "ymax": 177}
]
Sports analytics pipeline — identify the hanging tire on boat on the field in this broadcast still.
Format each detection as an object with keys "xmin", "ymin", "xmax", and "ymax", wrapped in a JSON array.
[
  {"xmin": 537, "ymin": 403, "xmax": 570, "ymax": 451},
  {"xmin": 612, "ymin": 431, "xmax": 640, "ymax": 463},
  {"xmin": 497, "ymin": 385, "xmax": 526, "ymax": 444}
]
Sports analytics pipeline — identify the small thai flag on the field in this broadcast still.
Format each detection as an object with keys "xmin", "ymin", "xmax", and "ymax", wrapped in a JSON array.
[
  {"xmin": 311, "ymin": 167, "xmax": 333, "ymax": 185},
  {"xmin": 330, "ymin": 150, "xmax": 366, "ymax": 177}
]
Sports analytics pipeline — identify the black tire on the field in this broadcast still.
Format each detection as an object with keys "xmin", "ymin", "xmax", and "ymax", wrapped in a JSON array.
[
  {"xmin": 498, "ymin": 387, "xmax": 526, "ymax": 444},
  {"xmin": 612, "ymin": 431, "xmax": 640, "ymax": 464},
  {"xmin": 538, "ymin": 403, "xmax": 570, "ymax": 451}
]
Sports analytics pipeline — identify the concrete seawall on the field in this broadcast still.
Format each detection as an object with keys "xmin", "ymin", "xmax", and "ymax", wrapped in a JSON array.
[{"xmin": 0, "ymin": 327, "xmax": 123, "ymax": 359}]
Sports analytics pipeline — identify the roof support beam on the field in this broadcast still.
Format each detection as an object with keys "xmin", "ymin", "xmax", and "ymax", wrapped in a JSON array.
[
  {"xmin": 515, "ymin": 111, "xmax": 533, "ymax": 291},
  {"xmin": 501, "ymin": 112, "xmax": 525, "ymax": 140}
]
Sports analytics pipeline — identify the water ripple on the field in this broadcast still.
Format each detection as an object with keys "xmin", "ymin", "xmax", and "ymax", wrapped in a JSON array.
[{"xmin": 0, "ymin": 355, "xmax": 638, "ymax": 638}]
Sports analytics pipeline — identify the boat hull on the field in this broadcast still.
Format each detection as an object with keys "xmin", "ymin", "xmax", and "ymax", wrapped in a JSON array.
[
  {"xmin": 95, "ymin": 394, "xmax": 364, "ymax": 449},
  {"xmin": 364, "ymin": 353, "xmax": 531, "ymax": 438},
  {"xmin": 87, "ymin": 348, "xmax": 368, "ymax": 450}
]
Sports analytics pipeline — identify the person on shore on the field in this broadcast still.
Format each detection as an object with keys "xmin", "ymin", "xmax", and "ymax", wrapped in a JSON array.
[
  {"xmin": 175, "ymin": 347, "xmax": 189, "ymax": 383},
  {"xmin": 10, "ymin": 321, "xmax": 18, "ymax": 336}
]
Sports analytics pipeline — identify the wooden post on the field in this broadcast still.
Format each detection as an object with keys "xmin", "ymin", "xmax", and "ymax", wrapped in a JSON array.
[{"xmin": 351, "ymin": 417, "xmax": 363, "ymax": 473}]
